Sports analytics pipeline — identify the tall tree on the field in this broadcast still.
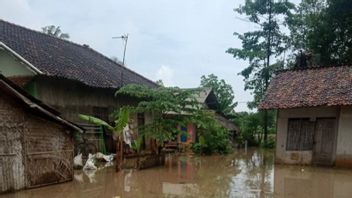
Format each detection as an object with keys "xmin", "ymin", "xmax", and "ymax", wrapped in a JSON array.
[
  {"xmin": 200, "ymin": 74, "xmax": 237, "ymax": 116},
  {"xmin": 42, "ymin": 25, "xmax": 70, "ymax": 39},
  {"xmin": 286, "ymin": 0, "xmax": 325, "ymax": 68},
  {"xmin": 288, "ymin": 0, "xmax": 352, "ymax": 66},
  {"xmin": 227, "ymin": 0, "xmax": 294, "ymax": 143}
]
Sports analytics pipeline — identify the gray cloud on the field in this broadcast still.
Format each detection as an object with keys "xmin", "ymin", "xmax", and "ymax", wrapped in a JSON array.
[{"xmin": 0, "ymin": 0, "xmax": 257, "ymax": 111}]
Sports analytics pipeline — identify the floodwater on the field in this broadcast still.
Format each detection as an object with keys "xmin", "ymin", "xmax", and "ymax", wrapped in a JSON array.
[{"xmin": 2, "ymin": 149, "xmax": 352, "ymax": 198}]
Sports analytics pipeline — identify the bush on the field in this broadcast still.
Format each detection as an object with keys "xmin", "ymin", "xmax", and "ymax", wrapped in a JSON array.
[
  {"xmin": 260, "ymin": 135, "xmax": 276, "ymax": 149},
  {"xmin": 192, "ymin": 111, "xmax": 233, "ymax": 155}
]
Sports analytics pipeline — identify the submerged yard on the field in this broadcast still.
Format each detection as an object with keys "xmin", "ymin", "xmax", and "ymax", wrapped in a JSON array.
[{"xmin": 2, "ymin": 148, "xmax": 352, "ymax": 198}]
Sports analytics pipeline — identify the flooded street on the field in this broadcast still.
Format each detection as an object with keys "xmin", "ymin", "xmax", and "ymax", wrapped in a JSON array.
[{"xmin": 2, "ymin": 148, "xmax": 352, "ymax": 198}]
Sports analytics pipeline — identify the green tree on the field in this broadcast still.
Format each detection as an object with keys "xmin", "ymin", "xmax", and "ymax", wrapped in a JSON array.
[
  {"xmin": 288, "ymin": 0, "xmax": 352, "ymax": 66},
  {"xmin": 200, "ymin": 74, "xmax": 237, "ymax": 116},
  {"xmin": 116, "ymin": 84, "xmax": 199, "ymax": 148},
  {"xmin": 116, "ymin": 84, "xmax": 232, "ymax": 154},
  {"xmin": 42, "ymin": 25, "xmax": 70, "ymax": 39},
  {"xmin": 234, "ymin": 111, "xmax": 276, "ymax": 148},
  {"xmin": 155, "ymin": 79, "xmax": 164, "ymax": 86},
  {"xmin": 227, "ymin": 0, "xmax": 294, "ymax": 143}
]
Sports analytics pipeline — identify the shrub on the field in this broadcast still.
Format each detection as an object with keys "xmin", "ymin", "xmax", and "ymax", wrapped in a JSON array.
[{"xmin": 192, "ymin": 111, "xmax": 233, "ymax": 155}]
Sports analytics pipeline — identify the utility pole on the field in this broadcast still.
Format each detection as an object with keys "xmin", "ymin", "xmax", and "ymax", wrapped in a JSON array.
[{"xmin": 112, "ymin": 34, "xmax": 129, "ymax": 66}]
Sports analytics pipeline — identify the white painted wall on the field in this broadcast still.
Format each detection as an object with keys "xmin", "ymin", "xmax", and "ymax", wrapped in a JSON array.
[
  {"xmin": 0, "ymin": 50, "xmax": 35, "ymax": 77},
  {"xmin": 276, "ymin": 107, "xmax": 338, "ymax": 165},
  {"xmin": 335, "ymin": 106, "xmax": 352, "ymax": 167},
  {"xmin": 336, "ymin": 107, "xmax": 352, "ymax": 155}
]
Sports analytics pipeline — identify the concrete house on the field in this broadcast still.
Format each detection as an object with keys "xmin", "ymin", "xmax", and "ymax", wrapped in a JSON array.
[
  {"xmin": 260, "ymin": 66, "xmax": 352, "ymax": 167},
  {"xmin": 0, "ymin": 20, "xmax": 157, "ymax": 153},
  {"xmin": 0, "ymin": 74, "xmax": 82, "ymax": 193}
]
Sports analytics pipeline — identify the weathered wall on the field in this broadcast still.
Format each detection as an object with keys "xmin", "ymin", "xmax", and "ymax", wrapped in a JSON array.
[
  {"xmin": 33, "ymin": 77, "xmax": 150, "ymax": 154},
  {"xmin": 0, "ymin": 50, "xmax": 35, "ymax": 77},
  {"xmin": 335, "ymin": 106, "xmax": 352, "ymax": 167},
  {"xmin": 33, "ymin": 77, "xmax": 138, "ymax": 123},
  {"xmin": 276, "ymin": 107, "xmax": 338, "ymax": 165},
  {"xmin": 0, "ymin": 91, "xmax": 74, "ymax": 193},
  {"xmin": 0, "ymin": 94, "xmax": 25, "ymax": 193},
  {"xmin": 24, "ymin": 116, "xmax": 74, "ymax": 188}
]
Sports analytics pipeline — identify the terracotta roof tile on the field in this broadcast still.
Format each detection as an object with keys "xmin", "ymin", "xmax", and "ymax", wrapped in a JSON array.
[{"xmin": 259, "ymin": 66, "xmax": 352, "ymax": 109}]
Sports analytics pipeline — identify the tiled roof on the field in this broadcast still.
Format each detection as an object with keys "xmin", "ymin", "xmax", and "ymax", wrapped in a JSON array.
[
  {"xmin": 214, "ymin": 113, "xmax": 239, "ymax": 132},
  {"xmin": 259, "ymin": 66, "xmax": 352, "ymax": 109},
  {"xmin": 0, "ymin": 19, "xmax": 157, "ymax": 88}
]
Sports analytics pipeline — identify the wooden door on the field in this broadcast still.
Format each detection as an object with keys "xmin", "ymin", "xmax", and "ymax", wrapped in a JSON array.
[{"xmin": 313, "ymin": 118, "xmax": 336, "ymax": 166}]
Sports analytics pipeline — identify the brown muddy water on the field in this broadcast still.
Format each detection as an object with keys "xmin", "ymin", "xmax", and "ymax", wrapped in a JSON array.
[{"xmin": 2, "ymin": 148, "xmax": 352, "ymax": 198}]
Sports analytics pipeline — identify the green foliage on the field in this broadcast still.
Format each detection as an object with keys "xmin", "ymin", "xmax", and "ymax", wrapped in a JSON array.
[
  {"xmin": 79, "ymin": 114, "xmax": 113, "ymax": 130},
  {"xmin": 227, "ymin": 0, "xmax": 293, "ymax": 144},
  {"xmin": 79, "ymin": 107, "xmax": 129, "ymax": 137},
  {"xmin": 42, "ymin": 25, "xmax": 70, "ymax": 39},
  {"xmin": 233, "ymin": 111, "xmax": 276, "ymax": 147},
  {"xmin": 155, "ymin": 79, "xmax": 164, "ymax": 86},
  {"xmin": 227, "ymin": 0, "xmax": 294, "ymax": 108},
  {"xmin": 191, "ymin": 110, "xmax": 232, "ymax": 155},
  {"xmin": 260, "ymin": 135, "xmax": 275, "ymax": 149},
  {"xmin": 116, "ymin": 84, "xmax": 232, "ymax": 154},
  {"xmin": 288, "ymin": 0, "xmax": 352, "ymax": 66},
  {"xmin": 132, "ymin": 136, "xmax": 143, "ymax": 154},
  {"xmin": 116, "ymin": 84, "xmax": 200, "ymax": 144},
  {"xmin": 200, "ymin": 74, "xmax": 237, "ymax": 116},
  {"xmin": 114, "ymin": 107, "xmax": 130, "ymax": 135}
]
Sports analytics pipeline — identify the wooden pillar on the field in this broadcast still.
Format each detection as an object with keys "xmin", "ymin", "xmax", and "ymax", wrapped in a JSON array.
[{"xmin": 115, "ymin": 137, "xmax": 124, "ymax": 172}]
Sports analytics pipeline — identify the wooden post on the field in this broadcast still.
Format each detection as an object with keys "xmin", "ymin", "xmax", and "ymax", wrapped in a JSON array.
[
  {"xmin": 115, "ymin": 140, "xmax": 120, "ymax": 172},
  {"xmin": 120, "ymin": 137, "xmax": 124, "ymax": 170},
  {"xmin": 115, "ymin": 137, "xmax": 124, "ymax": 172}
]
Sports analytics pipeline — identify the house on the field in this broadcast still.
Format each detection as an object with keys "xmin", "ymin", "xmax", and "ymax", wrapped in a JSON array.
[
  {"xmin": 0, "ymin": 19, "xmax": 157, "ymax": 153},
  {"xmin": 259, "ymin": 66, "xmax": 352, "ymax": 167},
  {"xmin": 169, "ymin": 88, "xmax": 239, "ymax": 146},
  {"xmin": 0, "ymin": 74, "xmax": 83, "ymax": 193}
]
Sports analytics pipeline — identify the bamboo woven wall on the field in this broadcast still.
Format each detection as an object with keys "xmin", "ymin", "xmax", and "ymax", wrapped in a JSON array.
[
  {"xmin": 24, "ymin": 116, "xmax": 74, "ymax": 187},
  {"xmin": 0, "ymin": 93, "xmax": 74, "ymax": 193},
  {"xmin": 0, "ymin": 94, "xmax": 26, "ymax": 193}
]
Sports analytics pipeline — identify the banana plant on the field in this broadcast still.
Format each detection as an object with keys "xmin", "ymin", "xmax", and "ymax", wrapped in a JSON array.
[
  {"xmin": 79, "ymin": 108, "xmax": 129, "ymax": 171},
  {"xmin": 131, "ymin": 136, "xmax": 143, "ymax": 154},
  {"xmin": 79, "ymin": 107, "xmax": 129, "ymax": 137}
]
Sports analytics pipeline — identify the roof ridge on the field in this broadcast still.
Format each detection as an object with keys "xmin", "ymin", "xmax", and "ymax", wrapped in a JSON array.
[
  {"xmin": 0, "ymin": 19, "xmax": 157, "ymax": 87},
  {"xmin": 0, "ymin": 19, "xmax": 88, "ymax": 50},
  {"xmin": 277, "ymin": 65, "xmax": 352, "ymax": 74}
]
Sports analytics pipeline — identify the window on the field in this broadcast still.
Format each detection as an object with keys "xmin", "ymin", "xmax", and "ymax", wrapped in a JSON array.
[{"xmin": 286, "ymin": 118, "xmax": 314, "ymax": 151}]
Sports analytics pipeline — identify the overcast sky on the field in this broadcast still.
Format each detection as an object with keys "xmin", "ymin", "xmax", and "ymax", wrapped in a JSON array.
[{"xmin": 0, "ymin": 0, "xmax": 291, "ymax": 112}]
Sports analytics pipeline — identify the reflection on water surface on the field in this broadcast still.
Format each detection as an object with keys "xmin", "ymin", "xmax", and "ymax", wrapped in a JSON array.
[{"xmin": 2, "ymin": 148, "xmax": 352, "ymax": 198}]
